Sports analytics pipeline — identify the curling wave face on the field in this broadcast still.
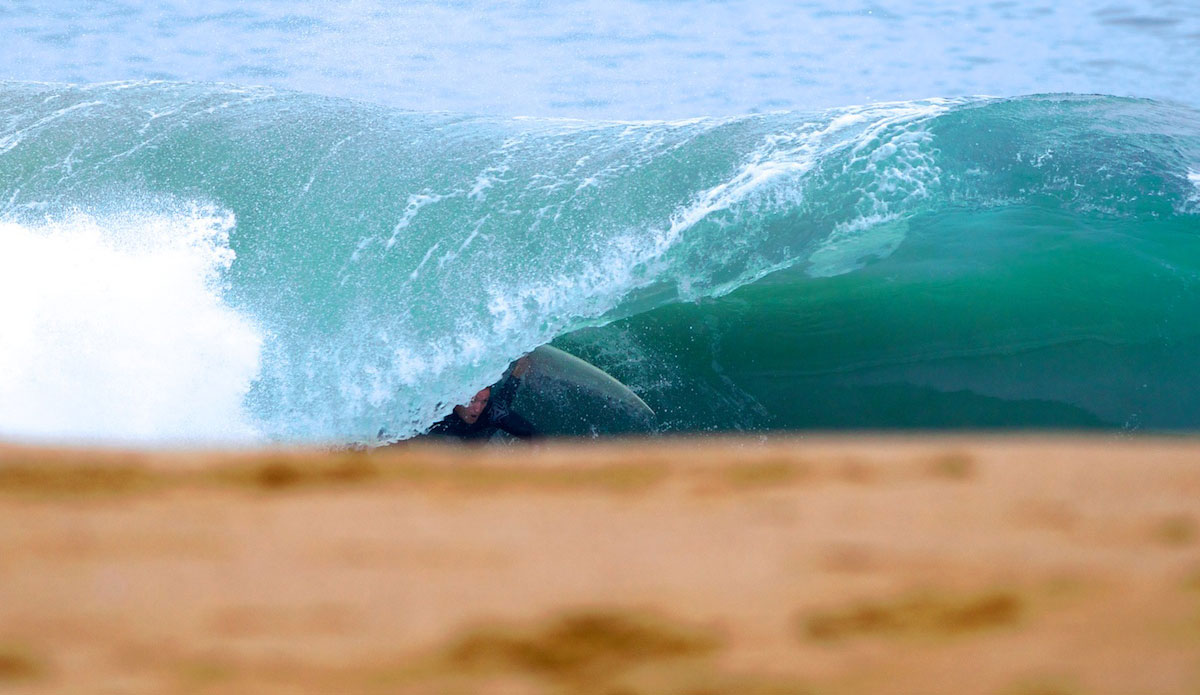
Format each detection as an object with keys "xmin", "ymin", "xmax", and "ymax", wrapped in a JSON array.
[{"xmin": 1, "ymin": 82, "xmax": 1198, "ymax": 443}]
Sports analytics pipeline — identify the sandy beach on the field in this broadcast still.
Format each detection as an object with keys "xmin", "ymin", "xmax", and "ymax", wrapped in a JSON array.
[{"xmin": 0, "ymin": 435, "xmax": 1198, "ymax": 694}]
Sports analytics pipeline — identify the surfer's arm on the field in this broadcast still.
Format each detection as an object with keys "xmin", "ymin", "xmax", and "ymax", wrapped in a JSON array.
[
  {"xmin": 487, "ymin": 355, "xmax": 536, "ymax": 438},
  {"xmin": 495, "ymin": 410, "xmax": 538, "ymax": 439},
  {"xmin": 493, "ymin": 355, "xmax": 530, "ymax": 404}
]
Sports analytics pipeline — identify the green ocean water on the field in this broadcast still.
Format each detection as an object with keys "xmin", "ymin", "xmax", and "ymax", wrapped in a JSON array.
[
  {"xmin": 1, "ymin": 82, "xmax": 1199, "ymax": 442},
  {"xmin": 563, "ymin": 207, "xmax": 1200, "ymax": 432}
]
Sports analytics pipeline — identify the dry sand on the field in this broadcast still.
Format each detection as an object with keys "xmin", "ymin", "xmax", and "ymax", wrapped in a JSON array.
[{"xmin": 0, "ymin": 435, "xmax": 1198, "ymax": 694}]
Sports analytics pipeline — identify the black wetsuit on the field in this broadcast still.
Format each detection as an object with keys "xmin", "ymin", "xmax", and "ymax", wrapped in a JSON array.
[{"xmin": 423, "ymin": 372, "xmax": 536, "ymax": 441}]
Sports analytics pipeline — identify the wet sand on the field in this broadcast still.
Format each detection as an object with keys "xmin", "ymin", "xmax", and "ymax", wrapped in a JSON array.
[{"xmin": 0, "ymin": 435, "xmax": 1198, "ymax": 694}]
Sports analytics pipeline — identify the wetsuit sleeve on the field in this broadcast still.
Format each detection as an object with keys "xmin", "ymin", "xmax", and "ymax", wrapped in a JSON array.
[
  {"xmin": 424, "ymin": 413, "xmax": 472, "ymax": 438},
  {"xmin": 486, "ymin": 372, "xmax": 539, "ymax": 439},
  {"xmin": 493, "ymin": 370, "xmax": 522, "ymax": 405},
  {"xmin": 495, "ymin": 410, "xmax": 537, "ymax": 439}
]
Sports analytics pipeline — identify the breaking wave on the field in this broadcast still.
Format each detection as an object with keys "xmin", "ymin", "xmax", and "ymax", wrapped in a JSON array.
[{"xmin": 1, "ymin": 82, "xmax": 1198, "ymax": 442}]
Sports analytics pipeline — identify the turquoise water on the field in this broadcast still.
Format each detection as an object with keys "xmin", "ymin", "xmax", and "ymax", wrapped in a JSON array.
[{"xmin": 2, "ymin": 3, "xmax": 1199, "ymax": 443}]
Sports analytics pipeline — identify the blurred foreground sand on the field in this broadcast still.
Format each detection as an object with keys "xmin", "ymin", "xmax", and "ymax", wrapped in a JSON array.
[{"xmin": 0, "ymin": 436, "xmax": 1198, "ymax": 694}]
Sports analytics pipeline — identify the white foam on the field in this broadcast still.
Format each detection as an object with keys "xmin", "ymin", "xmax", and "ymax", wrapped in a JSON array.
[
  {"xmin": 0, "ymin": 205, "xmax": 263, "ymax": 446},
  {"xmin": 1185, "ymin": 170, "xmax": 1200, "ymax": 212},
  {"xmin": 385, "ymin": 189, "xmax": 459, "ymax": 249}
]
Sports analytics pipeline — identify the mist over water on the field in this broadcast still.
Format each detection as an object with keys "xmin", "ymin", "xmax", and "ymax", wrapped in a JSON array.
[
  {"xmin": 1, "ymin": 2, "xmax": 1199, "ymax": 444},
  {"xmin": 2, "ymin": 0, "xmax": 1199, "ymax": 118}
]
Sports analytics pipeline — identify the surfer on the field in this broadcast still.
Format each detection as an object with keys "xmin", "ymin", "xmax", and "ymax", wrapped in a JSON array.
[{"xmin": 423, "ymin": 356, "xmax": 537, "ymax": 441}]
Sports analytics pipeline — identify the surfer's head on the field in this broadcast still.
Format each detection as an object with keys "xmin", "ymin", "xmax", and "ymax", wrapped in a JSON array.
[{"xmin": 454, "ymin": 386, "xmax": 491, "ymax": 424}]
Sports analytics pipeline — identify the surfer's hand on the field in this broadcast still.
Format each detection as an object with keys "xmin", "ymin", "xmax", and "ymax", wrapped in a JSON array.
[{"xmin": 512, "ymin": 356, "xmax": 530, "ymax": 378}]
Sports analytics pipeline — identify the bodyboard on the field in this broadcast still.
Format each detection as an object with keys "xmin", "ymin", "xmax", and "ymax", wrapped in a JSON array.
[{"xmin": 507, "ymin": 345, "xmax": 656, "ymax": 436}]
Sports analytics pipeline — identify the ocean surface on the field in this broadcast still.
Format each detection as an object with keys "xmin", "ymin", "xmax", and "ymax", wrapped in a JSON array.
[{"xmin": 1, "ymin": 1, "xmax": 1198, "ymax": 444}]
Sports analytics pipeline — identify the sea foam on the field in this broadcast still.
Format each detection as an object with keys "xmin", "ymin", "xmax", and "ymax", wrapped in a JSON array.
[{"xmin": 0, "ymin": 205, "xmax": 263, "ymax": 445}]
